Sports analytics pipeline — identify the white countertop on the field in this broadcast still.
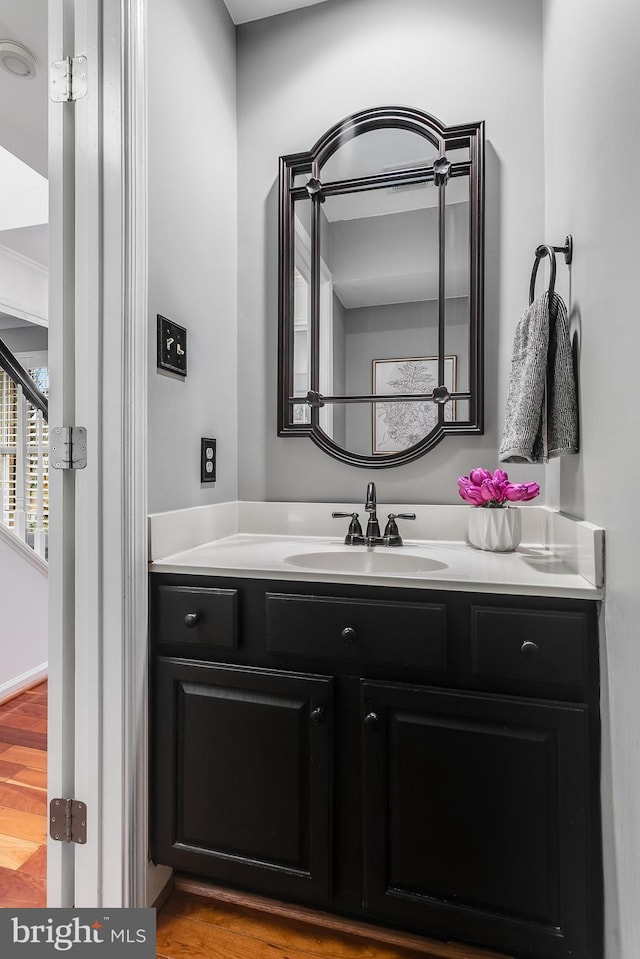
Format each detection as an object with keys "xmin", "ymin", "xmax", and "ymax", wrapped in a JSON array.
[{"xmin": 149, "ymin": 503, "xmax": 604, "ymax": 600}]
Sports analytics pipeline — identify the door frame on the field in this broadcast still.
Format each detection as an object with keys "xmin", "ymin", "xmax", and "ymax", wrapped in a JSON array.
[{"xmin": 48, "ymin": 0, "xmax": 155, "ymax": 907}]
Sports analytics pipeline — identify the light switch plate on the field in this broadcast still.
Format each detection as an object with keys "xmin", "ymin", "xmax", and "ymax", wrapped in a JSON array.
[
  {"xmin": 200, "ymin": 438, "xmax": 216, "ymax": 483},
  {"xmin": 157, "ymin": 315, "xmax": 187, "ymax": 377}
]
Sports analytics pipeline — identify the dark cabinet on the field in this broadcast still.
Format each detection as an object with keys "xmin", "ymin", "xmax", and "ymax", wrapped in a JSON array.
[
  {"xmin": 150, "ymin": 573, "xmax": 601, "ymax": 959},
  {"xmin": 153, "ymin": 657, "xmax": 333, "ymax": 903},
  {"xmin": 361, "ymin": 681, "xmax": 592, "ymax": 959}
]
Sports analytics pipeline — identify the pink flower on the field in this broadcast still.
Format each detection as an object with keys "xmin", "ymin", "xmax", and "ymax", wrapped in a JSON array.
[
  {"xmin": 469, "ymin": 468, "xmax": 492, "ymax": 486},
  {"xmin": 520, "ymin": 482, "xmax": 540, "ymax": 501},
  {"xmin": 458, "ymin": 482, "xmax": 485, "ymax": 506},
  {"xmin": 457, "ymin": 468, "xmax": 540, "ymax": 507}
]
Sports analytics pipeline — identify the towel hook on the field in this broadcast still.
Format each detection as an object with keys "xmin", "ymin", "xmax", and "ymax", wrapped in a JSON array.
[{"xmin": 529, "ymin": 235, "xmax": 573, "ymax": 305}]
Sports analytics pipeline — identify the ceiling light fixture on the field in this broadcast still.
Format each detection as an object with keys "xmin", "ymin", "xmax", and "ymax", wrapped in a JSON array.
[{"xmin": 0, "ymin": 41, "xmax": 38, "ymax": 79}]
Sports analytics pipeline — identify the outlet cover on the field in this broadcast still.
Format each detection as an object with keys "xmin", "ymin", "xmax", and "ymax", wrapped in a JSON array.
[
  {"xmin": 157, "ymin": 315, "xmax": 187, "ymax": 376},
  {"xmin": 201, "ymin": 438, "xmax": 216, "ymax": 483}
]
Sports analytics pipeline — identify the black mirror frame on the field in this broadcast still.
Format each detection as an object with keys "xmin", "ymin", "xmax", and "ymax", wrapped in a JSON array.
[{"xmin": 278, "ymin": 105, "xmax": 485, "ymax": 469}]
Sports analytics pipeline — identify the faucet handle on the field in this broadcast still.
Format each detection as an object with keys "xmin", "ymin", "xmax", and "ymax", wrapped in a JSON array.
[
  {"xmin": 383, "ymin": 512, "xmax": 416, "ymax": 547},
  {"xmin": 332, "ymin": 511, "xmax": 363, "ymax": 545}
]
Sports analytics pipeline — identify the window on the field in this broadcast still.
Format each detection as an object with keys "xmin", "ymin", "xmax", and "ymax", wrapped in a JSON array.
[{"xmin": 0, "ymin": 364, "xmax": 49, "ymax": 557}]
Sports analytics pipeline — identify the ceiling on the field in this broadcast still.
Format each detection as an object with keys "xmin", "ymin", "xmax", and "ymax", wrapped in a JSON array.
[
  {"xmin": 222, "ymin": 0, "xmax": 329, "ymax": 25},
  {"xmin": 0, "ymin": 0, "xmax": 48, "ymax": 285},
  {"xmin": 0, "ymin": 0, "xmax": 48, "ymax": 177}
]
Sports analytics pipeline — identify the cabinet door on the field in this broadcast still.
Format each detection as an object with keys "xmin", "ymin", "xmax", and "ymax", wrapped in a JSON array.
[
  {"xmin": 361, "ymin": 681, "xmax": 596, "ymax": 959},
  {"xmin": 154, "ymin": 658, "xmax": 333, "ymax": 904}
]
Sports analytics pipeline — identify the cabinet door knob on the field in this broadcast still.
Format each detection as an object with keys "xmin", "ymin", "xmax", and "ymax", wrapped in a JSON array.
[
  {"xmin": 184, "ymin": 612, "xmax": 200, "ymax": 628},
  {"xmin": 310, "ymin": 706, "xmax": 325, "ymax": 725},
  {"xmin": 520, "ymin": 640, "xmax": 539, "ymax": 657},
  {"xmin": 341, "ymin": 626, "xmax": 356, "ymax": 642},
  {"xmin": 364, "ymin": 711, "xmax": 379, "ymax": 728}
]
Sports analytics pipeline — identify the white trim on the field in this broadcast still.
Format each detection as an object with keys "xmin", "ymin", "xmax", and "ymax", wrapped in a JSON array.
[
  {"xmin": 72, "ymin": 0, "xmax": 104, "ymax": 904},
  {"xmin": 0, "ymin": 243, "xmax": 49, "ymax": 327},
  {"xmin": 0, "ymin": 243, "xmax": 48, "ymax": 278},
  {"xmin": 0, "ymin": 663, "xmax": 48, "ymax": 704},
  {"xmin": 0, "ymin": 519, "xmax": 48, "ymax": 576},
  {"xmin": 47, "ymin": 0, "xmax": 79, "ymax": 910},
  {"xmin": 0, "ymin": 298, "xmax": 48, "ymax": 328},
  {"xmin": 122, "ymin": 0, "xmax": 149, "ymax": 908}
]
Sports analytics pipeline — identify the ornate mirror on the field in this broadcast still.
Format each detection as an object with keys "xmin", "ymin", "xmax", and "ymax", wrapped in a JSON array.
[{"xmin": 278, "ymin": 106, "xmax": 484, "ymax": 468}]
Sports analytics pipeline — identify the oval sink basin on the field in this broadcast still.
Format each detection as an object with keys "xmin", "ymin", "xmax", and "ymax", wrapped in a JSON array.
[{"xmin": 284, "ymin": 550, "xmax": 448, "ymax": 575}]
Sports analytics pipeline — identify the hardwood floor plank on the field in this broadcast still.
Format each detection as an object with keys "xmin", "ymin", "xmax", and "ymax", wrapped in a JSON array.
[
  {"xmin": 9, "ymin": 768, "xmax": 47, "ymax": 791},
  {"xmin": 174, "ymin": 881, "xmax": 509, "ymax": 959},
  {"xmin": 19, "ymin": 844, "xmax": 46, "ymax": 881},
  {"xmin": 0, "ymin": 745, "xmax": 47, "ymax": 771},
  {"xmin": 156, "ymin": 912, "xmax": 426, "ymax": 959},
  {"xmin": 0, "ymin": 806, "xmax": 47, "ymax": 844},
  {"xmin": 0, "ymin": 712, "xmax": 46, "ymax": 733},
  {"xmin": 24, "ymin": 691, "xmax": 47, "ymax": 704},
  {"xmin": 0, "ymin": 727, "xmax": 46, "ymax": 750},
  {"xmin": 0, "ymin": 864, "xmax": 46, "ymax": 906},
  {"xmin": 163, "ymin": 891, "xmax": 433, "ymax": 959},
  {"xmin": 0, "ymin": 680, "xmax": 47, "ymax": 709},
  {"xmin": 0, "ymin": 760, "xmax": 25, "ymax": 781},
  {"xmin": 9, "ymin": 703, "xmax": 47, "ymax": 720},
  {"xmin": 0, "ymin": 781, "xmax": 47, "ymax": 816},
  {"xmin": 0, "ymin": 832, "xmax": 39, "ymax": 871}
]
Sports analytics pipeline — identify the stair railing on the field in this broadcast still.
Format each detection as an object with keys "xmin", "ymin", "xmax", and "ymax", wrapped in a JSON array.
[{"xmin": 0, "ymin": 338, "xmax": 49, "ymax": 560}]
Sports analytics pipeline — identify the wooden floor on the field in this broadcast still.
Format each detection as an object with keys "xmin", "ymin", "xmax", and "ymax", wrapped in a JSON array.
[
  {"xmin": 0, "ymin": 681, "xmax": 47, "ymax": 908},
  {"xmin": 156, "ymin": 882, "xmax": 509, "ymax": 959}
]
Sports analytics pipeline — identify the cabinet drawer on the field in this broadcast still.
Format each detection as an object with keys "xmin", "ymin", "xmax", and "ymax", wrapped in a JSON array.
[
  {"xmin": 471, "ymin": 606, "xmax": 588, "ymax": 687},
  {"xmin": 266, "ymin": 592, "xmax": 446, "ymax": 670},
  {"xmin": 154, "ymin": 584, "xmax": 238, "ymax": 649}
]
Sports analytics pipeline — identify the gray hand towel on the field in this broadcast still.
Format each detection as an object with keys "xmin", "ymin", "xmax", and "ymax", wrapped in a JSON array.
[{"xmin": 499, "ymin": 291, "xmax": 578, "ymax": 464}]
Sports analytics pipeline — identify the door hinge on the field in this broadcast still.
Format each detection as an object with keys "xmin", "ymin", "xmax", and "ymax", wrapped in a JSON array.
[
  {"xmin": 50, "ymin": 55, "xmax": 88, "ymax": 102},
  {"xmin": 50, "ymin": 798, "xmax": 87, "ymax": 844},
  {"xmin": 50, "ymin": 426, "xmax": 88, "ymax": 470}
]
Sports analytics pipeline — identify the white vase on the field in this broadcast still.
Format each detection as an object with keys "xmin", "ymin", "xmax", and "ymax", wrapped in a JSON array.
[{"xmin": 467, "ymin": 507, "xmax": 522, "ymax": 552}]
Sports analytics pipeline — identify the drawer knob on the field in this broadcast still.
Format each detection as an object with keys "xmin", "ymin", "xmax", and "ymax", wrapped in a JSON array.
[
  {"xmin": 341, "ymin": 626, "xmax": 356, "ymax": 642},
  {"xmin": 310, "ymin": 707, "xmax": 325, "ymax": 725},
  {"xmin": 521, "ymin": 640, "xmax": 539, "ymax": 657},
  {"xmin": 184, "ymin": 612, "xmax": 200, "ymax": 628},
  {"xmin": 364, "ymin": 711, "xmax": 379, "ymax": 728}
]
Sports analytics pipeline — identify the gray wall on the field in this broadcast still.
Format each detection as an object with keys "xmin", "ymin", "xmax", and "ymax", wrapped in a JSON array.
[
  {"xmin": 543, "ymin": 1, "xmax": 640, "ymax": 956},
  {"xmin": 0, "ymin": 325, "xmax": 48, "ymax": 355},
  {"xmin": 147, "ymin": 0, "xmax": 237, "ymax": 513},
  {"xmin": 236, "ymin": 0, "xmax": 546, "ymax": 503}
]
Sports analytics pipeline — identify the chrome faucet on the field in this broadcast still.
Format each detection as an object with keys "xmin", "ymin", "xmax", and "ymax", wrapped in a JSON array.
[
  {"xmin": 364, "ymin": 482, "xmax": 381, "ymax": 540},
  {"xmin": 332, "ymin": 483, "xmax": 417, "ymax": 547}
]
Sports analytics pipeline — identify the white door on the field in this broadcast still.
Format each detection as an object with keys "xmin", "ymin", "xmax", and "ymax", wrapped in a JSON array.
[{"xmin": 47, "ymin": 0, "xmax": 150, "ymax": 907}]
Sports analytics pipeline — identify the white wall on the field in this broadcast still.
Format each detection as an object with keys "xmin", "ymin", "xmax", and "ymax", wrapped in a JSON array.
[
  {"xmin": 147, "ymin": 0, "xmax": 238, "ymax": 513},
  {"xmin": 543, "ymin": 2, "xmax": 640, "ymax": 956},
  {"xmin": 0, "ymin": 528, "xmax": 47, "ymax": 700},
  {"xmin": 236, "ymin": 0, "xmax": 546, "ymax": 504}
]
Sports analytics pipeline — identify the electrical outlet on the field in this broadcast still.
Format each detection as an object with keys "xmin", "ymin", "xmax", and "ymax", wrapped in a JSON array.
[
  {"xmin": 157, "ymin": 315, "xmax": 187, "ymax": 376},
  {"xmin": 200, "ymin": 438, "xmax": 216, "ymax": 483}
]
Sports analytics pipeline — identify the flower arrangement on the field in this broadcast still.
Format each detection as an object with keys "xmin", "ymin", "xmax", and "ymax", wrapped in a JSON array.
[{"xmin": 457, "ymin": 468, "xmax": 540, "ymax": 508}]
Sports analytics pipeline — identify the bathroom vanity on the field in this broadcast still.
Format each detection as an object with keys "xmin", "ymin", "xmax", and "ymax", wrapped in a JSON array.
[{"xmin": 149, "ymin": 502, "xmax": 603, "ymax": 959}]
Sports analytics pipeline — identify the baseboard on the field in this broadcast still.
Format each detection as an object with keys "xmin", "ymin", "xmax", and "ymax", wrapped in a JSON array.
[
  {"xmin": 174, "ymin": 876, "xmax": 511, "ymax": 959},
  {"xmin": 0, "ymin": 664, "xmax": 48, "ymax": 705},
  {"xmin": 147, "ymin": 862, "xmax": 173, "ymax": 909}
]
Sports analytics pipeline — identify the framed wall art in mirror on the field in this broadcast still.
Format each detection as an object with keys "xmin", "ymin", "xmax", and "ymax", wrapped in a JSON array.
[
  {"xmin": 278, "ymin": 105, "xmax": 484, "ymax": 468},
  {"xmin": 372, "ymin": 355, "xmax": 457, "ymax": 455}
]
